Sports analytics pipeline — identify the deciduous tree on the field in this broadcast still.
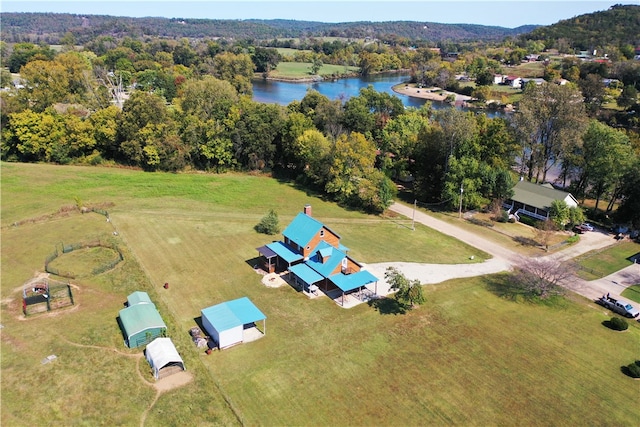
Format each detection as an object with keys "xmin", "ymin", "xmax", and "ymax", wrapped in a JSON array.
[
  {"xmin": 513, "ymin": 82, "xmax": 587, "ymax": 183},
  {"xmin": 385, "ymin": 267, "xmax": 425, "ymax": 309},
  {"xmin": 512, "ymin": 257, "xmax": 572, "ymax": 299}
]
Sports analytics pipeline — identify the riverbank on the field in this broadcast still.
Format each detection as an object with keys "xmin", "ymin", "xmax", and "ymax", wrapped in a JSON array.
[
  {"xmin": 255, "ymin": 68, "xmax": 411, "ymax": 83},
  {"xmin": 392, "ymin": 83, "xmax": 473, "ymax": 103}
]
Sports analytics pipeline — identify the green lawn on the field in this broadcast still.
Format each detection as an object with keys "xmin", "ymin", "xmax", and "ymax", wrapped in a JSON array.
[
  {"xmin": 574, "ymin": 241, "xmax": 640, "ymax": 280},
  {"xmin": 622, "ymin": 285, "xmax": 640, "ymax": 304},
  {"xmin": 2, "ymin": 162, "xmax": 639, "ymax": 426},
  {"xmin": 268, "ymin": 61, "xmax": 359, "ymax": 79}
]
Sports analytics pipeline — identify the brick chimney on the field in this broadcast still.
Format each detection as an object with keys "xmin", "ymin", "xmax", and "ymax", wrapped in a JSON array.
[{"xmin": 303, "ymin": 204, "xmax": 312, "ymax": 216}]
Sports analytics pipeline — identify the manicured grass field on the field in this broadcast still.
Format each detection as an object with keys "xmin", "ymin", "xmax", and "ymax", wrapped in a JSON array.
[
  {"xmin": 2, "ymin": 162, "xmax": 639, "ymax": 426},
  {"xmin": 574, "ymin": 240, "xmax": 640, "ymax": 280},
  {"xmin": 269, "ymin": 61, "xmax": 359, "ymax": 79},
  {"xmin": 622, "ymin": 285, "xmax": 640, "ymax": 303}
]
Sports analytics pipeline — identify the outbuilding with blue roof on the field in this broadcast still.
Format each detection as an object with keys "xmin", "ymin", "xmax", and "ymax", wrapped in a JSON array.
[{"xmin": 201, "ymin": 297, "xmax": 266, "ymax": 349}]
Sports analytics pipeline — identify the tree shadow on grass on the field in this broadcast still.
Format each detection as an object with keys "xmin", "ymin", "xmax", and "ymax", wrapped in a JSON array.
[
  {"xmin": 367, "ymin": 296, "xmax": 408, "ymax": 315},
  {"xmin": 513, "ymin": 236, "xmax": 539, "ymax": 247},
  {"xmin": 482, "ymin": 274, "xmax": 567, "ymax": 307},
  {"xmin": 482, "ymin": 274, "xmax": 528, "ymax": 301},
  {"xmin": 620, "ymin": 361, "xmax": 640, "ymax": 379}
]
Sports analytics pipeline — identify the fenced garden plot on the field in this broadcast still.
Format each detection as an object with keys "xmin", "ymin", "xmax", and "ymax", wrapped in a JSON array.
[
  {"xmin": 22, "ymin": 277, "xmax": 74, "ymax": 316},
  {"xmin": 44, "ymin": 238, "xmax": 124, "ymax": 279}
]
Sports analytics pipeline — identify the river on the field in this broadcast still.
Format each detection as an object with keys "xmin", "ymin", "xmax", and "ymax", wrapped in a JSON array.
[
  {"xmin": 252, "ymin": 73, "xmax": 504, "ymax": 117},
  {"xmin": 253, "ymin": 73, "xmax": 435, "ymax": 109}
]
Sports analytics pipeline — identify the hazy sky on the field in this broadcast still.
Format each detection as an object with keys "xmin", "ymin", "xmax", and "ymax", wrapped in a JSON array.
[{"xmin": 1, "ymin": 1, "xmax": 633, "ymax": 28}]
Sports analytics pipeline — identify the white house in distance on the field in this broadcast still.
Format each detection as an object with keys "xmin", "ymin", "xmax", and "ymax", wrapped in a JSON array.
[
  {"xmin": 504, "ymin": 180, "xmax": 578, "ymax": 221},
  {"xmin": 201, "ymin": 297, "xmax": 266, "ymax": 350}
]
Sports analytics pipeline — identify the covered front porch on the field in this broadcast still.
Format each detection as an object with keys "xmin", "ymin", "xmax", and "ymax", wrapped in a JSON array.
[
  {"xmin": 330, "ymin": 270, "xmax": 379, "ymax": 308},
  {"xmin": 504, "ymin": 201, "xmax": 550, "ymax": 221},
  {"xmin": 256, "ymin": 241, "xmax": 303, "ymax": 273}
]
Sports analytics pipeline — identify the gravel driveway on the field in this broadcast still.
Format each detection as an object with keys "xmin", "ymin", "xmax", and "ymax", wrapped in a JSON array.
[{"xmin": 366, "ymin": 203, "xmax": 633, "ymax": 301}]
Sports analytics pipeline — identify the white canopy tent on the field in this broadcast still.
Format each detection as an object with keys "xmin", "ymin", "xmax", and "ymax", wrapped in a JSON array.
[{"xmin": 145, "ymin": 338, "xmax": 185, "ymax": 380}]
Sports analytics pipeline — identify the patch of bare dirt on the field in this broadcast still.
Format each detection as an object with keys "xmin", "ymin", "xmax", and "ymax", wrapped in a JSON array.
[
  {"xmin": 153, "ymin": 370, "xmax": 194, "ymax": 392},
  {"xmin": 261, "ymin": 272, "xmax": 287, "ymax": 288}
]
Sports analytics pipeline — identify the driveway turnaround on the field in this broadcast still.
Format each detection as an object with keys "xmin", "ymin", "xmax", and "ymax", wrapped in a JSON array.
[{"xmin": 366, "ymin": 202, "xmax": 629, "ymax": 301}]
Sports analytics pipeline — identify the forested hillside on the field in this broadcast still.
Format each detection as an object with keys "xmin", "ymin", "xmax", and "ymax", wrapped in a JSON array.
[
  {"xmin": 0, "ymin": 12, "xmax": 532, "ymax": 44},
  {"xmin": 521, "ymin": 4, "xmax": 640, "ymax": 51}
]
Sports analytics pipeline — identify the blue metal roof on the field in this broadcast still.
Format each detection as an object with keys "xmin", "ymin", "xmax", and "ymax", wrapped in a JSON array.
[
  {"xmin": 290, "ymin": 263, "xmax": 324, "ymax": 285},
  {"xmin": 318, "ymin": 247, "xmax": 333, "ymax": 258},
  {"xmin": 331, "ymin": 270, "xmax": 379, "ymax": 292},
  {"xmin": 266, "ymin": 241, "xmax": 303, "ymax": 264},
  {"xmin": 282, "ymin": 212, "xmax": 324, "ymax": 248},
  {"xmin": 306, "ymin": 241, "xmax": 345, "ymax": 278},
  {"xmin": 226, "ymin": 297, "xmax": 266, "ymax": 325},
  {"xmin": 201, "ymin": 297, "xmax": 266, "ymax": 332}
]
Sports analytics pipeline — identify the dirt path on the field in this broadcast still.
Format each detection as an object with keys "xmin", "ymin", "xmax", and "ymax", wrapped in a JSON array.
[
  {"xmin": 61, "ymin": 337, "xmax": 193, "ymax": 427},
  {"xmin": 381, "ymin": 202, "xmax": 623, "ymax": 300}
]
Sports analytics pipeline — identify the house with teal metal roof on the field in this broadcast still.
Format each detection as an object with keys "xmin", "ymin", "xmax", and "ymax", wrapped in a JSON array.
[{"xmin": 256, "ymin": 205, "xmax": 378, "ymax": 305}]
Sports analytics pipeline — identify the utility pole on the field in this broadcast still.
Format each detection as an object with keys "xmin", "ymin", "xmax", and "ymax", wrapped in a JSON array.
[
  {"xmin": 458, "ymin": 183, "xmax": 464, "ymax": 219},
  {"xmin": 412, "ymin": 199, "xmax": 416, "ymax": 231}
]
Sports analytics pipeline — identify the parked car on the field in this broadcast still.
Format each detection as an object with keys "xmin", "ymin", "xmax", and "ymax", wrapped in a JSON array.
[
  {"xmin": 580, "ymin": 223, "xmax": 594, "ymax": 232},
  {"xmin": 596, "ymin": 295, "xmax": 640, "ymax": 318},
  {"xmin": 573, "ymin": 225, "xmax": 589, "ymax": 234}
]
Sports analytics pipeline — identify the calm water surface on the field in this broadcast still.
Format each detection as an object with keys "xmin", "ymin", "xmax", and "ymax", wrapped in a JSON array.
[
  {"xmin": 253, "ymin": 73, "xmax": 429, "ymax": 108},
  {"xmin": 252, "ymin": 73, "xmax": 503, "ymax": 118}
]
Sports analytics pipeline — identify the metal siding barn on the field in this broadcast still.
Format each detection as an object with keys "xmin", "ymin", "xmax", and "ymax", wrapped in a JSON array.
[
  {"xmin": 145, "ymin": 338, "xmax": 185, "ymax": 380},
  {"xmin": 118, "ymin": 303, "xmax": 167, "ymax": 348},
  {"xmin": 201, "ymin": 297, "xmax": 266, "ymax": 349},
  {"xmin": 201, "ymin": 304, "xmax": 243, "ymax": 349}
]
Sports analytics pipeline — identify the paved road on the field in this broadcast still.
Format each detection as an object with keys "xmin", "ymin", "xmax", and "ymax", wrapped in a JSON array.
[{"xmin": 366, "ymin": 202, "xmax": 635, "ymax": 301}]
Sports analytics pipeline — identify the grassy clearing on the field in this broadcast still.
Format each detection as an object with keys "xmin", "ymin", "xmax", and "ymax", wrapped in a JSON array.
[
  {"xmin": 270, "ymin": 61, "xmax": 359, "ymax": 79},
  {"xmin": 2, "ymin": 162, "xmax": 639, "ymax": 426},
  {"xmin": 621, "ymin": 285, "xmax": 640, "ymax": 303},
  {"xmin": 458, "ymin": 81, "xmax": 524, "ymax": 104},
  {"xmin": 574, "ymin": 241, "xmax": 640, "ymax": 280},
  {"xmin": 503, "ymin": 61, "xmax": 545, "ymax": 78},
  {"xmin": 408, "ymin": 203, "xmax": 569, "ymax": 257},
  {"xmin": 275, "ymin": 47, "xmax": 312, "ymax": 56}
]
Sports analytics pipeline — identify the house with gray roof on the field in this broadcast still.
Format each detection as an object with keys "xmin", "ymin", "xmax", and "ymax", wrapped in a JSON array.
[{"xmin": 504, "ymin": 180, "xmax": 578, "ymax": 221}]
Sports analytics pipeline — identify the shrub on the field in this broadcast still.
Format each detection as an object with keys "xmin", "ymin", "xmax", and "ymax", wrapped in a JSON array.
[
  {"xmin": 566, "ymin": 235, "xmax": 580, "ymax": 244},
  {"xmin": 254, "ymin": 209, "xmax": 280, "ymax": 235},
  {"xmin": 518, "ymin": 215, "xmax": 538, "ymax": 227},
  {"xmin": 626, "ymin": 361, "xmax": 640, "ymax": 378},
  {"xmin": 609, "ymin": 316, "xmax": 629, "ymax": 331}
]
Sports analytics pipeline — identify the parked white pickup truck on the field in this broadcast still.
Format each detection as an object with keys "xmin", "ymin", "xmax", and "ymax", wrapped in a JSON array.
[{"xmin": 596, "ymin": 295, "xmax": 640, "ymax": 318}]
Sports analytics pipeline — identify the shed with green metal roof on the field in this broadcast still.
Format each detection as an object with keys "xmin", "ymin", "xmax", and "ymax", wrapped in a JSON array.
[{"xmin": 119, "ymin": 297, "xmax": 167, "ymax": 348}]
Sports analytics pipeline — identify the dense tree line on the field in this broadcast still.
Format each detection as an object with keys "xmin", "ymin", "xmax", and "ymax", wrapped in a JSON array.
[
  {"xmin": 1, "ymin": 29, "xmax": 639, "ymax": 227},
  {"xmin": 0, "ymin": 12, "xmax": 532, "ymax": 46},
  {"xmin": 521, "ymin": 4, "xmax": 640, "ymax": 53}
]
